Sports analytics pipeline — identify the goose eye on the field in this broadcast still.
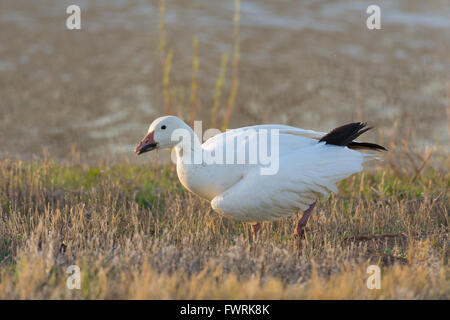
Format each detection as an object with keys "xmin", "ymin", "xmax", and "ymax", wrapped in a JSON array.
[{"xmin": 161, "ymin": 125, "xmax": 167, "ymax": 130}]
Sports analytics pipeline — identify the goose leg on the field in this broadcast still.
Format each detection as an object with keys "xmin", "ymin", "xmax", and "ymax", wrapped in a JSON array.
[
  {"xmin": 250, "ymin": 222, "xmax": 261, "ymax": 242},
  {"xmin": 294, "ymin": 201, "xmax": 317, "ymax": 244}
]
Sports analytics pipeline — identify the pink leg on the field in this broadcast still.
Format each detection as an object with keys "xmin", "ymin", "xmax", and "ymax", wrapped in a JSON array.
[
  {"xmin": 294, "ymin": 201, "xmax": 317, "ymax": 243},
  {"xmin": 251, "ymin": 223, "xmax": 261, "ymax": 242}
]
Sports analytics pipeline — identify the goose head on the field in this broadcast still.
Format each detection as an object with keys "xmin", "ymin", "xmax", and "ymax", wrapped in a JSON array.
[{"xmin": 135, "ymin": 116, "xmax": 192, "ymax": 155}]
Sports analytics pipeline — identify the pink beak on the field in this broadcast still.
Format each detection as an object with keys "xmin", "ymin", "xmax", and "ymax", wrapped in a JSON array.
[{"xmin": 135, "ymin": 131, "xmax": 157, "ymax": 155}]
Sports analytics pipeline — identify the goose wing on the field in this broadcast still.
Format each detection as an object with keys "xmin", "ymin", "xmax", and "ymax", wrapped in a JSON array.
[{"xmin": 211, "ymin": 142, "xmax": 367, "ymax": 222}]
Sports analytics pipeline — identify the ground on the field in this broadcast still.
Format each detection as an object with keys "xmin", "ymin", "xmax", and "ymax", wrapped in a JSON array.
[{"xmin": 0, "ymin": 157, "xmax": 447, "ymax": 299}]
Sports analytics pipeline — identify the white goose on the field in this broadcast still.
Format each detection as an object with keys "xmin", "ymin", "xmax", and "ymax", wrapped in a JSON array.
[{"xmin": 135, "ymin": 116, "xmax": 386, "ymax": 243}]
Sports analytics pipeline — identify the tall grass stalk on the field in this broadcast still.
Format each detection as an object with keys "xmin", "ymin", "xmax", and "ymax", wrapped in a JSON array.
[
  {"xmin": 222, "ymin": 0, "xmax": 240, "ymax": 131},
  {"xmin": 162, "ymin": 49, "xmax": 174, "ymax": 115},
  {"xmin": 159, "ymin": 0, "xmax": 173, "ymax": 115},
  {"xmin": 189, "ymin": 37, "xmax": 200, "ymax": 127},
  {"xmin": 354, "ymin": 69, "xmax": 363, "ymax": 122},
  {"xmin": 211, "ymin": 53, "xmax": 229, "ymax": 128},
  {"xmin": 446, "ymin": 79, "xmax": 450, "ymax": 137}
]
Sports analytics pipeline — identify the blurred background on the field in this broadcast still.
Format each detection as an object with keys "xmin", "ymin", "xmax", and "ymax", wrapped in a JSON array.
[{"xmin": 1, "ymin": 0, "xmax": 449, "ymax": 164}]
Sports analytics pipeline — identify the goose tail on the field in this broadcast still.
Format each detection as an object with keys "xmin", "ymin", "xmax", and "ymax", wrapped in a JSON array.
[{"xmin": 319, "ymin": 122, "xmax": 387, "ymax": 152}]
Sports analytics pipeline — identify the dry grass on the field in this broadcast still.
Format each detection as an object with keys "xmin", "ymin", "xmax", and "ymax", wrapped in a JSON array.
[
  {"xmin": 0, "ymin": 156, "xmax": 448, "ymax": 299},
  {"xmin": 0, "ymin": 0, "xmax": 449, "ymax": 300}
]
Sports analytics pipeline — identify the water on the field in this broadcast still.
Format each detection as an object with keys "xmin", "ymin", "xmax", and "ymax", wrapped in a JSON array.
[{"xmin": 0, "ymin": 0, "xmax": 449, "ymax": 159}]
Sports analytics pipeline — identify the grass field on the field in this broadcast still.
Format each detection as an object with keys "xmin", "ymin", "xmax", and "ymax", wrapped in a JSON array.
[{"xmin": 0, "ymin": 156, "xmax": 448, "ymax": 299}]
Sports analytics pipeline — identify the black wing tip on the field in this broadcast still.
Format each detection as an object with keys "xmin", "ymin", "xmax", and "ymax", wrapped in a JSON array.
[
  {"xmin": 348, "ymin": 142, "xmax": 388, "ymax": 152},
  {"xmin": 319, "ymin": 122, "xmax": 387, "ymax": 151}
]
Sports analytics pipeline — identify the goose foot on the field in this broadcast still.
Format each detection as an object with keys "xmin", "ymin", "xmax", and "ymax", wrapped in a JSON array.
[
  {"xmin": 293, "ymin": 201, "xmax": 317, "ymax": 247},
  {"xmin": 250, "ymin": 222, "xmax": 261, "ymax": 243}
]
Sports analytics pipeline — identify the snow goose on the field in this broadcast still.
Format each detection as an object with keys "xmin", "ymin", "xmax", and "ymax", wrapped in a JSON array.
[{"xmin": 135, "ymin": 116, "xmax": 386, "ymax": 244}]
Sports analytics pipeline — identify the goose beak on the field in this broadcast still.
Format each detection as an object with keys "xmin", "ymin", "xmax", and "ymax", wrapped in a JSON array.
[{"xmin": 135, "ymin": 131, "xmax": 157, "ymax": 155}]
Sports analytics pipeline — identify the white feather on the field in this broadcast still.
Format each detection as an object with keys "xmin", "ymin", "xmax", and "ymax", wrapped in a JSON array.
[{"xmin": 141, "ymin": 116, "xmax": 380, "ymax": 222}]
